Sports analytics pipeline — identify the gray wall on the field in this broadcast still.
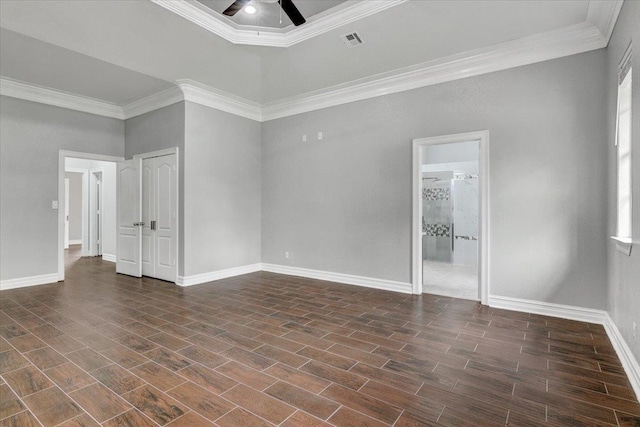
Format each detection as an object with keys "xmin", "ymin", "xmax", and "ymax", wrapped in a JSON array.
[
  {"xmin": 125, "ymin": 102, "xmax": 186, "ymax": 275},
  {"xmin": 262, "ymin": 50, "xmax": 608, "ymax": 309},
  {"xmin": 606, "ymin": 0, "xmax": 640, "ymax": 363},
  {"xmin": 0, "ymin": 96, "xmax": 124, "ymax": 281},
  {"xmin": 65, "ymin": 172, "xmax": 83, "ymax": 242},
  {"xmin": 184, "ymin": 101, "xmax": 262, "ymax": 276}
]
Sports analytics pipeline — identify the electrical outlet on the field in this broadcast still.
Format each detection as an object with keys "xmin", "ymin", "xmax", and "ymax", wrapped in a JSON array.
[
  {"xmin": 633, "ymin": 322, "xmax": 637, "ymax": 341},
  {"xmin": 317, "ymin": 132, "xmax": 323, "ymax": 140},
  {"xmin": 302, "ymin": 134, "xmax": 307, "ymax": 142},
  {"xmin": 285, "ymin": 251, "xmax": 289, "ymax": 259},
  {"xmin": 51, "ymin": 200, "xmax": 59, "ymax": 210}
]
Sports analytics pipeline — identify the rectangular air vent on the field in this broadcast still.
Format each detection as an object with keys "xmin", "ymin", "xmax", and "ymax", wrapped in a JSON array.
[{"xmin": 340, "ymin": 32, "xmax": 364, "ymax": 48}]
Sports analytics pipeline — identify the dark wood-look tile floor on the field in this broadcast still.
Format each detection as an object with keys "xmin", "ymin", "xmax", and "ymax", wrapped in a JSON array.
[{"xmin": 0, "ymin": 246, "xmax": 638, "ymax": 426}]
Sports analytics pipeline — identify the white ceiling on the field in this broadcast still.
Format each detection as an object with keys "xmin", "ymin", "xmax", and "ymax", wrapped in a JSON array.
[
  {"xmin": 196, "ymin": 0, "xmax": 347, "ymax": 28},
  {"xmin": 0, "ymin": 0, "xmax": 604, "ymax": 108}
]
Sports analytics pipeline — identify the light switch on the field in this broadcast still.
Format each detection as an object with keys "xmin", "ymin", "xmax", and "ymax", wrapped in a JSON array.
[{"xmin": 52, "ymin": 200, "xmax": 59, "ymax": 210}]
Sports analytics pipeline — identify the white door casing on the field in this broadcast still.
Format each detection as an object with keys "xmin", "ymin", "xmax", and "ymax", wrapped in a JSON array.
[
  {"xmin": 64, "ymin": 178, "xmax": 70, "ymax": 249},
  {"xmin": 116, "ymin": 158, "xmax": 142, "ymax": 277},
  {"xmin": 141, "ymin": 159, "xmax": 154, "ymax": 277}
]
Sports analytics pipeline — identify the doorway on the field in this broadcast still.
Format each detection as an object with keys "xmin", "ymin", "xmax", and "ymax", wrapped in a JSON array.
[
  {"xmin": 412, "ymin": 131, "xmax": 490, "ymax": 303},
  {"xmin": 58, "ymin": 151, "xmax": 124, "ymax": 281}
]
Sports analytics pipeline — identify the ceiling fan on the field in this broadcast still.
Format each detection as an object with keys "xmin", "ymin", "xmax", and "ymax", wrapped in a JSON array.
[{"xmin": 222, "ymin": 0, "xmax": 306, "ymax": 26}]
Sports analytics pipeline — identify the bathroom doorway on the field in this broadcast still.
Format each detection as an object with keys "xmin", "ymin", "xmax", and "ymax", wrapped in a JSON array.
[{"xmin": 412, "ymin": 131, "xmax": 489, "ymax": 303}]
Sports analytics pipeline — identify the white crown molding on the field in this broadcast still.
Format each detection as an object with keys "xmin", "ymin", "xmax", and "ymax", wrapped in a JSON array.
[
  {"xmin": 0, "ymin": 18, "xmax": 610, "ymax": 123},
  {"xmin": 122, "ymin": 86, "xmax": 184, "ymax": 119},
  {"xmin": 0, "ymin": 273, "xmax": 59, "ymax": 291},
  {"xmin": 586, "ymin": 0, "xmax": 624, "ymax": 45},
  {"xmin": 176, "ymin": 263, "xmax": 262, "ymax": 286},
  {"xmin": 261, "ymin": 21, "xmax": 606, "ymax": 120},
  {"xmin": 261, "ymin": 263, "xmax": 412, "ymax": 294},
  {"xmin": 150, "ymin": 0, "xmax": 408, "ymax": 48},
  {"xmin": 490, "ymin": 295, "xmax": 640, "ymax": 402},
  {"xmin": 0, "ymin": 77, "xmax": 124, "ymax": 119},
  {"xmin": 176, "ymin": 79, "xmax": 262, "ymax": 121}
]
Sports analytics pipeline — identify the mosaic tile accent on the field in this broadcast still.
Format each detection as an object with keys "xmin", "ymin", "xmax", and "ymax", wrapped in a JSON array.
[
  {"xmin": 423, "ymin": 188, "xmax": 450, "ymax": 201},
  {"xmin": 424, "ymin": 223, "xmax": 451, "ymax": 237}
]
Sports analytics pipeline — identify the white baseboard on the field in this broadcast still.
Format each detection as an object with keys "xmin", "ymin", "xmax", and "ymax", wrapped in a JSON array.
[
  {"xmin": 0, "ymin": 273, "xmax": 59, "ymax": 291},
  {"xmin": 489, "ymin": 295, "xmax": 639, "ymax": 402},
  {"xmin": 68, "ymin": 239, "xmax": 82, "ymax": 245},
  {"xmin": 101, "ymin": 253, "xmax": 116, "ymax": 263},
  {"xmin": 176, "ymin": 263, "xmax": 262, "ymax": 287},
  {"xmin": 261, "ymin": 263, "xmax": 412, "ymax": 294},
  {"xmin": 603, "ymin": 313, "xmax": 640, "ymax": 401},
  {"xmin": 488, "ymin": 295, "xmax": 608, "ymax": 324}
]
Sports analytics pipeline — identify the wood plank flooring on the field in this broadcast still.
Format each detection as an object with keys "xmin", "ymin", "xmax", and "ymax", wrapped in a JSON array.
[{"xmin": 0, "ymin": 246, "xmax": 638, "ymax": 426}]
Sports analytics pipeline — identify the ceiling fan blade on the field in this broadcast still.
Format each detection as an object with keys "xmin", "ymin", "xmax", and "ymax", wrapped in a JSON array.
[
  {"xmin": 223, "ymin": 0, "xmax": 251, "ymax": 16},
  {"xmin": 280, "ymin": 0, "xmax": 306, "ymax": 26}
]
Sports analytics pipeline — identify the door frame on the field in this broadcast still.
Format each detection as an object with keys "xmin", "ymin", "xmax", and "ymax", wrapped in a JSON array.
[
  {"xmin": 90, "ymin": 169, "xmax": 104, "ymax": 256},
  {"xmin": 411, "ymin": 130, "xmax": 490, "ymax": 304},
  {"xmin": 133, "ymin": 147, "xmax": 180, "ymax": 283},
  {"xmin": 65, "ymin": 167, "xmax": 90, "ymax": 256},
  {"xmin": 58, "ymin": 150, "xmax": 123, "ymax": 281}
]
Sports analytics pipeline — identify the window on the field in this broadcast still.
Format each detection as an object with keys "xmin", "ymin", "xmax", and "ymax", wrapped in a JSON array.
[{"xmin": 613, "ymin": 44, "xmax": 632, "ymax": 255}]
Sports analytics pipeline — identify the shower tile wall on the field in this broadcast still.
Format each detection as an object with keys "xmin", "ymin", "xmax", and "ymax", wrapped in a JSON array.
[
  {"xmin": 452, "ymin": 175, "xmax": 479, "ymax": 266},
  {"xmin": 422, "ymin": 171, "xmax": 453, "ymax": 262}
]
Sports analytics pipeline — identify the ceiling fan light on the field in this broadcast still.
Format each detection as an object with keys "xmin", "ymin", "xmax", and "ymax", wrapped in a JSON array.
[{"xmin": 244, "ymin": 5, "xmax": 257, "ymax": 14}]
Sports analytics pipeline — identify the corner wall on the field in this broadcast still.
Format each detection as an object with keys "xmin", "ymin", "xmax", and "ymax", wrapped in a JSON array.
[
  {"xmin": 606, "ymin": 0, "xmax": 640, "ymax": 365},
  {"xmin": 262, "ymin": 50, "xmax": 609, "ymax": 309},
  {"xmin": 0, "ymin": 96, "xmax": 124, "ymax": 283}
]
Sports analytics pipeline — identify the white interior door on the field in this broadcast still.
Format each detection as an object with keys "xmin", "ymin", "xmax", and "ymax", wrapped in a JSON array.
[
  {"xmin": 116, "ymin": 158, "xmax": 142, "ymax": 277},
  {"xmin": 141, "ymin": 159, "xmax": 155, "ymax": 277},
  {"xmin": 64, "ymin": 178, "xmax": 70, "ymax": 249},
  {"xmin": 152, "ymin": 154, "xmax": 177, "ymax": 282}
]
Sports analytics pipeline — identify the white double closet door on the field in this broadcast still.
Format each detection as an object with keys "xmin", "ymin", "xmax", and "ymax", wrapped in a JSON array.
[{"xmin": 116, "ymin": 153, "xmax": 177, "ymax": 282}]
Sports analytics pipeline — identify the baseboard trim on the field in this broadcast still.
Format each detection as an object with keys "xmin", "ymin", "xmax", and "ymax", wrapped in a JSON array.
[
  {"xmin": 488, "ymin": 295, "xmax": 608, "ymax": 324},
  {"xmin": 102, "ymin": 253, "xmax": 116, "ymax": 263},
  {"xmin": 261, "ymin": 263, "xmax": 412, "ymax": 294},
  {"xmin": 68, "ymin": 239, "xmax": 82, "ymax": 245},
  {"xmin": 489, "ymin": 295, "xmax": 639, "ymax": 401},
  {"xmin": 0, "ymin": 273, "xmax": 59, "ymax": 291},
  {"xmin": 176, "ymin": 263, "xmax": 262, "ymax": 287},
  {"xmin": 603, "ymin": 313, "xmax": 640, "ymax": 401}
]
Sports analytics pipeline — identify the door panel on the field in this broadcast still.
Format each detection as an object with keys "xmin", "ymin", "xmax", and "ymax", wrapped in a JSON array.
[
  {"xmin": 141, "ymin": 159, "xmax": 155, "ymax": 277},
  {"xmin": 116, "ymin": 159, "xmax": 142, "ymax": 277},
  {"xmin": 152, "ymin": 154, "xmax": 177, "ymax": 282}
]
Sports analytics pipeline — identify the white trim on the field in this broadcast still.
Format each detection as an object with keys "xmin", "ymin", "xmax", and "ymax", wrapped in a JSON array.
[
  {"xmin": 603, "ymin": 313, "xmax": 640, "ymax": 401},
  {"xmin": 0, "ymin": 274, "xmax": 59, "ymax": 291},
  {"xmin": 1, "ymin": 19, "xmax": 609, "ymax": 123},
  {"xmin": 177, "ymin": 264, "xmax": 262, "ymax": 286},
  {"xmin": 611, "ymin": 236, "xmax": 633, "ymax": 256},
  {"xmin": 122, "ymin": 86, "xmax": 184, "ymax": 119},
  {"xmin": 261, "ymin": 22, "xmax": 605, "ymax": 120},
  {"xmin": 261, "ymin": 264, "xmax": 412, "ymax": 294},
  {"xmin": 412, "ymin": 131, "xmax": 490, "ymax": 303},
  {"xmin": 68, "ymin": 239, "xmax": 83, "ymax": 246},
  {"xmin": 59, "ymin": 151, "xmax": 124, "ymax": 281},
  {"xmin": 488, "ymin": 295, "xmax": 640, "ymax": 402},
  {"xmin": 102, "ymin": 253, "xmax": 116, "ymax": 263},
  {"xmin": 150, "ymin": 0, "xmax": 407, "ymax": 48},
  {"xmin": 586, "ymin": 0, "xmax": 624, "ymax": 45},
  {"xmin": 176, "ymin": 79, "xmax": 262, "ymax": 122},
  {"xmin": 65, "ymin": 167, "xmax": 90, "ymax": 257},
  {"xmin": 1, "ymin": 77, "xmax": 123, "ymax": 119},
  {"xmin": 132, "ymin": 147, "xmax": 179, "ymax": 160},
  {"xmin": 489, "ymin": 295, "xmax": 608, "ymax": 324}
]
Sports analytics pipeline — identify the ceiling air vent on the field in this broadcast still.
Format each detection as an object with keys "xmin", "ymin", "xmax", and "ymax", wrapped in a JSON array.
[{"xmin": 340, "ymin": 32, "xmax": 364, "ymax": 48}]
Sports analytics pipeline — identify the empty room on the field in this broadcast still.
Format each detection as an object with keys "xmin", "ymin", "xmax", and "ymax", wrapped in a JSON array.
[{"xmin": 0, "ymin": 0, "xmax": 639, "ymax": 426}]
